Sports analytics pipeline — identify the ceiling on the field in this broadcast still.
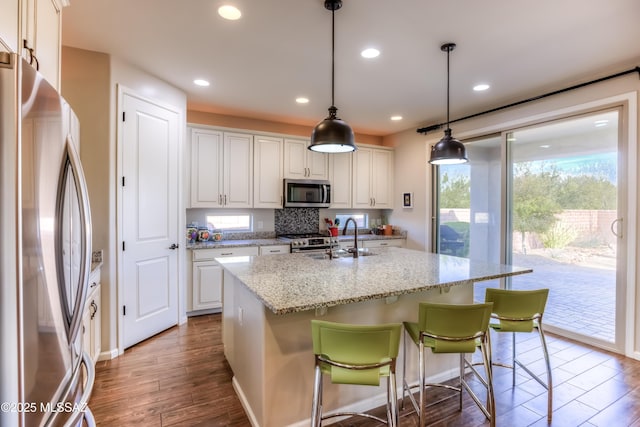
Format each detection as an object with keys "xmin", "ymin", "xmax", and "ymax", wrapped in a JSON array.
[{"xmin": 61, "ymin": 0, "xmax": 640, "ymax": 137}]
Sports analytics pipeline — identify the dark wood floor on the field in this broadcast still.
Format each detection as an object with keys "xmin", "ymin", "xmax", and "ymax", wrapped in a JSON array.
[{"xmin": 90, "ymin": 314, "xmax": 640, "ymax": 426}]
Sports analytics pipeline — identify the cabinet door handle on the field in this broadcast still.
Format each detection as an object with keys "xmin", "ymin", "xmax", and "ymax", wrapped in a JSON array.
[
  {"xmin": 90, "ymin": 301, "xmax": 98, "ymax": 319},
  {"xmin": 221, "ymin": 252, "xmax": 233, "ymax": 256},
  {"xmin": 23, "ymin": 39, "xmax": 39, "ymax": 71},
  {"xmin": 224, "ymin": 194, "xmax": 227, "ymax": 205},
  {"xmin": 380, "ymin": 242, "xmax": 388, "ymax": 246},
  {"xmin": 373, "ymin": 198, "xmax": 376, "ymax": 206},
  {"xmin": 218, "ymin": 194, "xmax": 222, "ymax": 205}
]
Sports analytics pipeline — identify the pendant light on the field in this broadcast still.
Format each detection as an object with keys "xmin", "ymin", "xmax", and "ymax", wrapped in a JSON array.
[
  {"xmin": 429, "ymin": 43, "xmax": 468, "ymax": 165},
  {"xmin": 308, "ymin": 0, "xmax": 357, "ymax": 153}
]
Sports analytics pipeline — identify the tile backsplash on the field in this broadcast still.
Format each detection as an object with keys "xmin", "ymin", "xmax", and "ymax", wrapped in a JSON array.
[{"xmin": 274, "ymin": 208, "xmax": 319, "ymax": 235}]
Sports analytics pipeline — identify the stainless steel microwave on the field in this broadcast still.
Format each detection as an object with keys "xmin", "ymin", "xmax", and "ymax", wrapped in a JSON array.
[{"xmin": 284, "ymin": 179, "xmax": 331, "ymax": 208}]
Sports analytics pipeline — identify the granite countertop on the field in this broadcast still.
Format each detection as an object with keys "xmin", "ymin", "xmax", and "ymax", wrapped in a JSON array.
[
  {"xmin": 216, "ymin": 247, "xmax": 532, "ymax": 315},
  {"xmin": 90, "ymin": 261, "xmax": 102, "ymax": 273}
]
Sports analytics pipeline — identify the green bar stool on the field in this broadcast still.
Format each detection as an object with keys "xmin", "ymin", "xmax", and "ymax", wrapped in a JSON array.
[
  {"xmin": 310, "ymin": 319, "xmax": 403, "ymax": 427},
  {"xmin": 484, "ymin": 288, "xmax": 552, "ymax": 422},
  {"xmin": 402, "ymin": 302, "xmax": 495, "ymax": 427}
]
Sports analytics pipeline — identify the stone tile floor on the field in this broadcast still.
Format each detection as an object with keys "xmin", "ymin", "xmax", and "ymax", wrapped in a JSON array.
[{"xmin": 474, "ymin": 251, "xmax": 616, "ymax": 343}]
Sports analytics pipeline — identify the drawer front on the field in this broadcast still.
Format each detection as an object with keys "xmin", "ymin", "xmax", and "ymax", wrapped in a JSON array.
[
  {"xmin": 89, "ymin": 268, "xmax": 101, "ymax": 288},
  {"xmin": 362, "ymin": 239, "xmax": 405, "ymax": 248},
  {"xmin": 192, "ymin": 246, "xmax": 259, "ymax": 261},
  {"xmin": 259, "ymin": 245, "xmax": 290, "ymax": 256}
]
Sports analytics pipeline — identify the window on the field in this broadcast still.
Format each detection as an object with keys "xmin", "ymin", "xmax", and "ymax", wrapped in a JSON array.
[
  {"xmin": 206, "ymin": 214, "xmax": 251, "ymax": 231},
  {"xmin": 335, "ymin": 214, "xmax": 368, "ymax": 228}
]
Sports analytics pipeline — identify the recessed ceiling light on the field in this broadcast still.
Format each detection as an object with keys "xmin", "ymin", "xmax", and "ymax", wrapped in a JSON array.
[
  {"xmin": 218, "ymin": 5, "xmax": 241, "ymax": 20},
  {"xmin": 361, "ymin": 48, "xmax": 380, "ymax": 59},
  {"xmin": 193, "ymin": 79, "xmax": 210, "ymax": 87},
  {"xmin": 540, "ymin": 144, "xmax": 551, "ymax": 149},
  {"xmin": 390, "ymin": 115, "xmax": 403, "ymax": 121},
  {"xmin": 296, "ymin": 97, "xmax": 309, "ymax": 104},
  {"xmin": 594, "ymin": 119, "xmax": 609, "ymax": 127},
  {"xmin": 473, "ymin": 83, "xmax": 490, "ymax": 91}
]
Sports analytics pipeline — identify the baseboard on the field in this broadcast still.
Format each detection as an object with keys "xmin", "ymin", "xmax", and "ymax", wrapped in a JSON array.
[
  {"xmin": 232, "ymin": 376, "xmax": 260, "ymax": 427},
  {"xmin": 97, "ymin": 348, "xmax": 118, "ymax": 361}
]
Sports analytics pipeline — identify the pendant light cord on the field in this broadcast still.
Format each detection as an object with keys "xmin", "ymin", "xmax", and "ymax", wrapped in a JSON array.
[
  {"xmin": 445, "ymin": 47, "xmax": 450, "ymax": 131},
  {"xmin": 331, "ymin": 7, "xmax": 335, "ymax": 109}
]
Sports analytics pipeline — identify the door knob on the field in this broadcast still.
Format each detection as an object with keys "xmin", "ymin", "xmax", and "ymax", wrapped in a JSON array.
[{"xmin": 169, "ymin": 243, "xmax": 179, "ymax": 250}]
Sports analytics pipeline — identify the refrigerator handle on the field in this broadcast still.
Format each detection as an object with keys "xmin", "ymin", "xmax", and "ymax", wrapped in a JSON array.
[
  {"xmin": 64, "ymin": 137, "xmax": 93, "ymax": 345},
  {"xmin": 61, "ymin": 352, "xmax": 96, "ymax": 427}
]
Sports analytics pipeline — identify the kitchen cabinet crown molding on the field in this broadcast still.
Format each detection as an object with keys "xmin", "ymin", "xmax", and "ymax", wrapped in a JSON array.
[{"xmin": 187, "ymin": 123, "xmax": 392, "ymax": 152}]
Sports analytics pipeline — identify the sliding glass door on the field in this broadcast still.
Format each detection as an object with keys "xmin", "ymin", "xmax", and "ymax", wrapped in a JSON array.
[
  {"xmin": 507, "ymin": 110, "xmax": 623, "ymax": 348},
  {"xmin": 434, "ymin": 135, "xmax": 503, "ymax": 302},
  {"xmin": 434, "ymin": 109, "xmax": 625, "ymax": 351}
]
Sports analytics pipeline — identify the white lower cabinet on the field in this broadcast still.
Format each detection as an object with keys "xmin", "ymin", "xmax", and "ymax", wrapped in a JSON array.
[
  {"xmin": 192, "ymin": 260, "xmax": 223, "ymax": 311},
  {"xmin": 339, "ymin": 238, "xmax": 406, "ymax": 250},
  {"xmin": 82, "ymin": 268, "xmax": 101, "ymax": 366},
  {"xmin": 362, "ymin": 239, "xmax": 405, "ymax": 248},
  {"xmin": 190, "ymin": 247, "xmax": 259, "ymax": 313}
]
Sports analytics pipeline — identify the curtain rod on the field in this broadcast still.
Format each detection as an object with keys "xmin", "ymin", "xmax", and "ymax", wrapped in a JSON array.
[{"xmin": 417, "ymin": 66, "xmax": 640, "ymax": 134}]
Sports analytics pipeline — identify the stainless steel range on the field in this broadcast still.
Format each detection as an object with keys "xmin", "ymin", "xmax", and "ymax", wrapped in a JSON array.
[{"xmin": 278, "ymin": 233, "xmax": 339, "ymax": 253}]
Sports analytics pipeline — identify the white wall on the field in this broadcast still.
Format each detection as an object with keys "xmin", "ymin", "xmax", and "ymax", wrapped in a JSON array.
[
  {"xmin": 384, "ymin": 128, "xmax": 432, "ymax": 250},
  {"xmin": 63, "ymin": 47, "xmax": 187, "ymax": 358}
]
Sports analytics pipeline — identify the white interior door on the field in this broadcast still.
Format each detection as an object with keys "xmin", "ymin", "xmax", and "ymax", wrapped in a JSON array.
[{"xmin": 120, "ymin": 91, "xmax": 180, "ymax": 349}]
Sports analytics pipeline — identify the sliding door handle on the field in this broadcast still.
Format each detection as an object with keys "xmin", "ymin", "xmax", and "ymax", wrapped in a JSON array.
[{"xmin": 611, "ymin": 218, "xmax": 623, "ymax": 238}]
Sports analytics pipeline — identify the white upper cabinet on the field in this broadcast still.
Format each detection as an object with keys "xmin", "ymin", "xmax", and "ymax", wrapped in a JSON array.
[
  {"xmin": 2, "ymin": 0, "xmax": 64, "ymax": 89},
  {"xmin": 253, "ymin": 135, "xmax": 283, "ymax": 208},
  {"xmin": 353, "ymin": 146, "xmax": 394, "ymax": 209},
  {"xmin": 283, "ymin": 138, "xmax": 328, "ymax": 180},
  {"xmin": 23, "ymin": 0, "xmax": 63, "ymax": 88},
  {"xmin": 328, "ymin": 152, "xmax": 352, "ymax": 209},
  {"xmin": 189, "ymin": 128, "xmax": 253, "ymax": 208},
  {"xmin": 223, "ymin": 132, "xmax": 253, "ymax": 207},
  {"xmin": 0, "ymin": 0, "xmax": 19, "ymax": 53},
  {"xmin": 190, "ymin": 128, "xmax": 223, "ymax": 207}
]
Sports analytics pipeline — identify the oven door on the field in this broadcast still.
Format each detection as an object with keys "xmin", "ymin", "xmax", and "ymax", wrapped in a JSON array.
[
  {"xmin": 291, "ymin": 246, "xmax": 332, "ymax": 254},
  {"xmin": 284, "ymin": 179, "xmax": 331, "ymax": 208}
]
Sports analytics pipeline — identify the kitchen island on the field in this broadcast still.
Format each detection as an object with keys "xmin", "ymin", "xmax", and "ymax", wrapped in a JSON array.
[{"xmin": 218, "ymin": 247, "xmax": 531, "ymax": 427}]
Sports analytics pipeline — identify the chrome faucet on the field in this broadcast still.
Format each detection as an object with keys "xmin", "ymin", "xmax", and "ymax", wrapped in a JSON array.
[{"xmin": 342, "ymin": 217, "xmax": 359, "ymax": 258}]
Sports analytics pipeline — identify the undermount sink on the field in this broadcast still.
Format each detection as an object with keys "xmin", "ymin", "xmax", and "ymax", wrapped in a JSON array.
[
  {"xmin": 336, "ymin": 249, "xmax": 378, "ymax": 258},
  {"xmin": 305, "ymin": 250, "xmax": 378, "ymax": 260}
]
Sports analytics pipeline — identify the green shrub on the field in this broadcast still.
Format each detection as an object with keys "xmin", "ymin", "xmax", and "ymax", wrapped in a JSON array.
[{"xmin": 540, "ymin": 222, "xmax": 577, "ymax": 249}]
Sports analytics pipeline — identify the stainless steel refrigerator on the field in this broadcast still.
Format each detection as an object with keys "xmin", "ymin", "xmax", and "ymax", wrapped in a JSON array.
[{"xmin": 1, "ymin": 52, "xmax": 96, "ymax": 426}]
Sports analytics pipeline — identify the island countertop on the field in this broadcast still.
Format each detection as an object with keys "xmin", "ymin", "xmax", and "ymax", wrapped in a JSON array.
[{"xmin": 217, "ymin": 247, "xmax": 532, "ymax": 315}]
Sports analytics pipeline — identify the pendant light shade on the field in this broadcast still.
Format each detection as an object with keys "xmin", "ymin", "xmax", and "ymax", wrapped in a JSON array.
[
  {"xmin": 429, "ymin": 43, "xmax": 468, "ymax": 165},
  {"xmin": 308, "ymin": 0, "xmax": 357, "ymax": 153}
]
